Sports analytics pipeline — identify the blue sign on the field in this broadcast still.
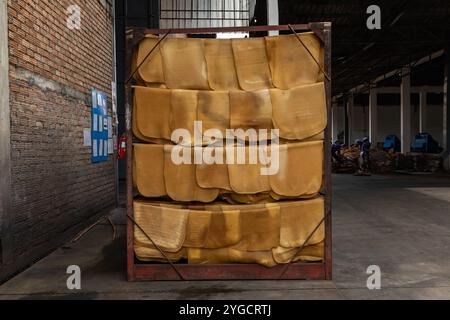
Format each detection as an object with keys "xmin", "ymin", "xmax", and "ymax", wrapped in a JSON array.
[{"xmin": 91, "ymin": 89, "xmax": 109, "ymax": 163}]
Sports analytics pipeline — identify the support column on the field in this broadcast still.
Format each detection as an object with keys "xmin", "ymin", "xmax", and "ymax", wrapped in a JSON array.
[
  {"xmin": 0, "ymin": 0, "xmax": 12, "ymax": 266},
  {"xmin": 369, "ymin": 88, "xmax": 378, "ymax": 145},
  {"xmin": 444, "ymin": 51, "xmax": 450, "ymax": 153},
  {"xmin": 347, "ymin": 94, "xmax": 354, "ymax": 145},
  {"xmin": 343, "ymin": 96, "xmax": 349, "ymax": 145},
  {"xmin": 443, "ymin": 50, "xmax": 450, "ymax": 172},
  {"xmin": 401, "ymin": 67, "xmax": 412, "ymax": 153},
  {"xmin": 419, "ymin": 91, "xmax": 427, "ymax": 133},
  {"xmin": 267, "ymin": 0, "xmax": 279, "ymax": 36},
  {"xmin": 332, "ymin": 103, "xmax": 339, "ymax": 141}
]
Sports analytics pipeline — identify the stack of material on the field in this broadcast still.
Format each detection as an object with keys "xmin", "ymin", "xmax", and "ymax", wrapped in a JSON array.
[
  {"xmin": 133, "ymin": 199, "xmax": 325, "ymax": 267},
  {"xmin": 333, "ymin": 147, "xmax": 400, "ymax": 174},
  {"xmin": 131, "ymin": 33, "xmax": 327, "ymax": 266},
  {"xmin": 400, "ymin": 153, "xmax": 443, "ymax": 173},
  {"xmin": 370, "ymin": 149, "xmax": 397, "ymax": 173},
  {"xmin": 341, "ymin": 145, "xmax": 360, "ymax": 160},
  {"xmin": 332, "ymin": 145, "xmax": 359, "ymax": 173}
]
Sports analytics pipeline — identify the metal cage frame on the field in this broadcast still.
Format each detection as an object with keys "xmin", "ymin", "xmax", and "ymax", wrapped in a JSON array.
[{"xmin": 125, "ymin": 23, "xmax": 332, "ymax": 281}]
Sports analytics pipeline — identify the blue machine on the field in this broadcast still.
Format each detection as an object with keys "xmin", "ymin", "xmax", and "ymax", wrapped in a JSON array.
[
  {"xmin": 410, "ymin": 133, "xmax": 442, "ymax": 154},
  {"xmin": 383, "ymin": 135, "xmax": 401, "ymax": 152}
]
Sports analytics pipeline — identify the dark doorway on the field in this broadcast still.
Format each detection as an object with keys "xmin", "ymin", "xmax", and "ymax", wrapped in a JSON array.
[{"xmin": 115, "ymin": 0, "xmax": 160, "ymax": 179}]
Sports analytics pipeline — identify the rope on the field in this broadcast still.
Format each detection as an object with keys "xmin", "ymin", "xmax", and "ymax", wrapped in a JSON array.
[
  {"xmin": 125, "ymin": 30, "xmax": 172, "ymax": 84},
  {"xmin": 277, "ymin": 210, "xmax": 330, "ymax": 280},
  {"xmin": 127, "ymin": 214, "xmax": 186, "ymax": 281},
  {"xmin": 288, "ymin": 24, "xmax": 331, "ymax": 82}
]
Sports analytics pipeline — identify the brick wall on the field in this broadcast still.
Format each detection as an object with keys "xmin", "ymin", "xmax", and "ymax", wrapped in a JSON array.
[{"xmin": 1, "ymin": 0, "xmax": 116, "ymax": 280}]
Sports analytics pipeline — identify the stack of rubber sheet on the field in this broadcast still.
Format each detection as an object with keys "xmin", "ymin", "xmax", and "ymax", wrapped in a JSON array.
[{"xmin": 132, "ymin": 33, "xmax": 327, "ymax": 266}]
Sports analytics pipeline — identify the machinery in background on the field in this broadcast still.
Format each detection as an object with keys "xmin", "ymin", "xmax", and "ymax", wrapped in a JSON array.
[
  {"xmin": 383, "ymin": 135, "xmax": 401, "ymax": 153},
  {"xmin": 410, "ymin": 133, "xmax": 443, "ymax": 154}
]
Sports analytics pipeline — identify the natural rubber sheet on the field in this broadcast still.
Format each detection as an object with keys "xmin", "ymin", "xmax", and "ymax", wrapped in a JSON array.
[
  {"xmin": 135, "ymin": 36, "xmax": 165, "ymax": 85},
  {"xmin": 204, "ymin": 39, "xmax": 240, "ymax": 90},
  {"xmin": 133, "ymin": 144, "xmax": 166, "ymax": 197},
  {"xmin": 266, "ymin": 33, "xmax": 323, "ymax": 89},
  {"xmin": 133, "ymin": 84, "xmax": 325, "ymax": 142},
  {"xmin": 133, "ymin": 198, "xmax": 325, "ymax": 266},
  {"xmin": 229, "ymin": 89, "xmax": 273, "ymax": 133},
  {"xmin": 161, "ymin": 38, "xmax": 210, "ymax": 90},
  {"xmin": 270, "ymin": 82, "xmax": 327, "ymax": 140},
  {"xmin": 135, "ymin": 33, "xmax": 324, "ymax": 91},
  {"xmin": 269, "ymin": 141, "xmax": 324, "ymax": 197},
  {"xmin": 163, "ymin": 145, "xmax": 220, "ymax": 202},
  {"xmin": 133, "ymin": 200, "xmax": 188, "ymax": 253},
  {"xmin": 132, "ymin": 33, "xmax": 327, "ymax": 267},
  {"xmin": 133, "ymin": 86, "xmax": 171, "ymax": 142},
  {"xmin": 232, "ymin": 37, "xmax": 274, "ymax": 91},
  {"xmin": 197, "ymin": 90, "xmax": 230, "ymax": 140},
  {"xmin": 133, "ymin": 141, "xmax": 323, "ymax": 201}
]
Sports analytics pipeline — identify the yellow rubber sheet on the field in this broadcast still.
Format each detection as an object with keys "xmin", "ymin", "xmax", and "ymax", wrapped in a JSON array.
[
  {"xmin": 232, "ymin": 37, "xmax": 273, "ymax": 91},
  {"xmin": 133, "ymin": 200, "xmax": 188, "ymax": 253},
  {"xmin": 136, "ymin": 36, "xmax": 165, "ymax": 85},
  {"xmin": 196, "ymin": 147, "xmax": 232, "ymax": 191},
  {"xmin": 204, "ymin": 210, "xmax": 241, "ymax": 249},
  {"xmin": 135, "ymin": 248, "xmax": 187, "ymax": 263},
  {"xmin": 235, "ymin": 205, "xmax": 280, "ymax": 252},
  {"xmin": 270, "ymin": 83, "xmax": 327, "ymax": 140},
  {"xmin": 266, "ymin": 33, "xmax": 323, "ymax": 89},
  {"xmin": 161, "ymin": 38, "xmax": 210, "ymax": 90},
  {"xmin": 184, "ymin": 210, "xmax": 212, "ymax": 248},
  {"xmin": 204, "ymin": 39, "xmax": 240, "ymax": 90},
  {"xmin": 270, "ymin": 141, "xmax": 324, "ymax": 197},
  {"xmin": 170, "ymin": 89, "xmax": 198, "ymax": 145},
  {"xmin": 133, "ymin": 86, "xmax": 172, "ymax": 141},
  {"xmin": 163, "ymin": 145, "xmax": 219, "ymax": 202},
  {"xmin": 134, "ymin": 142, "xmax": 323, "ymax": 200},
  {"xmin": 222, "ymin": 193, "xmax": 274, "ymax": 205},
  {"xmin": 229, "ymin": 89, "xmax": 273, "ymax": 134},
  {"xmin": 133, "ymin": 198, "xmax": 326, "ymax": 266},
  {"xmin": 269, "ymin": 197, "xmax": 325, "ymax": 248},
  {"xmin": 197, "ymin": 90, "xmax": 230, "ymax": 139},
  {"xmin": 227, "ymin": 145, "xmax": 271, "ymax": 194},
  {"xmin": 188, "ymin": 247, "xmax": 277, "ymax": 268},
  {"xmin": 133, "ymin": 144, "xmax": 166, "ymax": 197},
  {"xmin": 272, "ymin": 242, "xmax": 324, "ymax": 264}
]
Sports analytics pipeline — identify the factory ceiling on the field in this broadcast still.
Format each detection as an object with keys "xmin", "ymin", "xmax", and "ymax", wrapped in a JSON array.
[{"xmin": 270, "ymin": 0, "xmax": 450, "ymax": 96}]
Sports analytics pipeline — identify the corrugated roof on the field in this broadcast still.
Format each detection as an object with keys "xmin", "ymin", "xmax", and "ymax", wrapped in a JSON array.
[{"xmin": 276, "ymin": 0, "xmax": 450, "ymax": 96}]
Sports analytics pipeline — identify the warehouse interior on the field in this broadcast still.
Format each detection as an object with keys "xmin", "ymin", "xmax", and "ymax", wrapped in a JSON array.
[{"xmin": 0, "ymin": 0, "xmax": 450, "ymax": 300}]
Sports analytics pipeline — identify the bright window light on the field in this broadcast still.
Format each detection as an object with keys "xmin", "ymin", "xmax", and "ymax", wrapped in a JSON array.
[{"xmin": 216, "ymin": 32, "xmax": 249, "ymax": 39}]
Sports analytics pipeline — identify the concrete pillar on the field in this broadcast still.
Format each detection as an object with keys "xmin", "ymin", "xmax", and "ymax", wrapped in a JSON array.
[
  {"xmin": 444, "ymin": 52, "xmax": 450, "ymax": 152},
  {"xmin": 332, "ymin": 104, "xmax": 339, "ymax": 141},
  {"xmin": 347, "ymin": 94, "xmax": 354, "ymax": 145},
  {"xmin": 443, "ymin": 50, "xmax": 450, "ymax": 171},
  {"xmin": 0, "ymin": 0, "xmax": 12, "ymax": 265},
  {"xmin": 343, "ymin": 96, "xmax": 349, "ymax": 145},
  {"xmin": 267, "ymin": 0, "xmax": 279, "ymax": 36},
  {"xmin": 401, "ymin": 67, "xmax": 412, "ymax": 153},
  {"xmin": 419, "ymin": 91, "xmax": 427, "ymax": 133},
  {"xmin": 369, "ymin": 88, "xmax": 378, "ymax": 145}
]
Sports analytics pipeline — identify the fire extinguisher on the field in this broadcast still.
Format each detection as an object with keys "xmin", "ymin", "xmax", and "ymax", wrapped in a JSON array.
[{"xmin": 118, "ymin": 134, "xmax": 127, "ymax": 160}]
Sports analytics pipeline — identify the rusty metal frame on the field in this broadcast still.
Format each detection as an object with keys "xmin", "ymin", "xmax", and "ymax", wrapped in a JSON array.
[{"xmin": 125, "ymin": 23, "xmax": 332, "ymax": 281}]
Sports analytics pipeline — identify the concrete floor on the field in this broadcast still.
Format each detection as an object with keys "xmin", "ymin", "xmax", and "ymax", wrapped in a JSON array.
[{"xmin": 1, "ymin": 174, "xmax": 449, "ymax": 300}]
